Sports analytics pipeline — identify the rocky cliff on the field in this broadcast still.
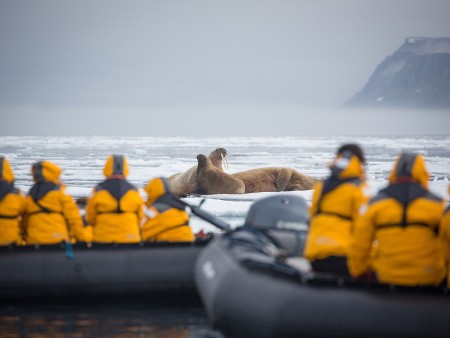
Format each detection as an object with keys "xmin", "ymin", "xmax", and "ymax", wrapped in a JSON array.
[{"xmin": 345, "ymin": 37, "xmax": 450, "ymax": 109}]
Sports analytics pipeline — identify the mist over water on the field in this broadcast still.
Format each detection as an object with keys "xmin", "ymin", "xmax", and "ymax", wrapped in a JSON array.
[{"xmin": 1, "ymin": 106, "xmax": 449, "ymax": 137}]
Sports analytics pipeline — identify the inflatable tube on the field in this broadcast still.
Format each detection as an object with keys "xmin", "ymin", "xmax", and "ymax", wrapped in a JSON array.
[
  {"xmin": 195, "ymin": 231, "xmax": 450, "ymax": 338},
  {"xmin": 0, "ymin": 240, "xmax": 210, "ymax": 300}
]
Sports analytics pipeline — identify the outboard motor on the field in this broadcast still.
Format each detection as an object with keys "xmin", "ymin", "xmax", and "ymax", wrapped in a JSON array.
[{"xmin": 243, "ymin": 194, "xmax": 309, "ymax": 257}]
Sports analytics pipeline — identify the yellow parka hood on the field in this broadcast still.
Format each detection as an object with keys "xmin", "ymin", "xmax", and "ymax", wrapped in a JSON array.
[
  {"xmin": 144, "ymin": 177, "xmax": 171, "ymax": 205},
  {"xmin": 103, "ymin": 155, "xmax": 129, "ymax": 178},
  {"xmin": 32, "ymin": 161, "xmax": 62, "ymax": 184},
  {"xmin": 388, "ymin": 153, "xmax": 429, "ymax": 188},
  {"xmin": 329, "ymin": 153, "xmax": 364, "ymax": 179},
  {"xmin": 0, "ymin": 157, "xmax": 15, "ymax": 183}
]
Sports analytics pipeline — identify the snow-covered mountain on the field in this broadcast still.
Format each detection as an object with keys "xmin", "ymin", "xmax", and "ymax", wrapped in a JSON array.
[{"xmin": 345, "ymin": 37, "xmax": 450, "ymax": 109}]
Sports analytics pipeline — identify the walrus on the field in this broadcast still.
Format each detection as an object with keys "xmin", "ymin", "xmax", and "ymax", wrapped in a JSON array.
[
  {"xmin": 195, "ymin": 153, "xmax": 319, "ymax": 195},
  {"xmin": 167, "ymin": 148, "xmax": 228, "ymax": 196},
  {"xmin": 231, "ymin": 167, "xmax": 319, "ymax": 193},
  {"xmin": 195, "ymin": 154, "xmax": 245, "ymax": 195}
]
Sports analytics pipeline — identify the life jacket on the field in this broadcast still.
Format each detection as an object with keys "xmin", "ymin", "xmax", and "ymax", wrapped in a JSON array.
[
  {"xmin": 0, "ymin": 181, "xmax": 14, "ymax": 201},
  {"xmin": 26, "ymin": 181, "xmax": 63, "ymax": 217},
  {"xmin": 371, "ymin": 182, "xmax": 441, "ymax": 235},
  {"xmin": 312, "ymin": 150, "xmax": 365, "ymax": 221},
  {"xmin": 373, "ymin": 152, "xmax": 441, "ymax": 234},
  {"xmin": 95, "ymin": 154, "xmax": 139, "ymax": 215},
  {"xmin": 143, "ymin": 177, "xmax": 190, "ymax": 239},
  {"xmin": 0, "ymin": 157, "xmax": 21, "ymax": 219},
  {"xmin": 0, "ymin": 181, "xmax": 20, "ymax": 219},
  {"xmin": 95, "ymin": 178, "xmax": 139, "ymax": 215},
  {"xmin": 314, "ymin": 176, "xmax": 362, "ymax": 221},
  {"xmin": 26, "ymin": 161, "xmax": 67, "ymax": 222}
]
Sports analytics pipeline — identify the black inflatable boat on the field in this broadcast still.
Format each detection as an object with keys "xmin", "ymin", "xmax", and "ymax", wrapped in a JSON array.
[
  {"xmin": 195, "ymin": 195, "xmax": 450, "ymax": 338},
  {"xmin": 0, "ymin": 193, "xmax": 230, "ymax": 300},
  {"xmin": 0, "ymin": 240, "xmax": 210, "ymax": 300}
]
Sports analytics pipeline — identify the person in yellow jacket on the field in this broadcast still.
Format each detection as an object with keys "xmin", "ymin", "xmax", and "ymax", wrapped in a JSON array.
[
  {"xmin": 0, "ymin": 157, "xmax": 25, "ymax": 245},
  {"xmin": 304, "ymin": 143, "xmax": 369, "ymax": 276},
  {"xmin": 85, "ymin": 155, "xmax": 144, "ymax": 243},
  {"xmin": 22, "ymin": 161, "xmax": 90, "ymax": 244},
  {"xmin": 348, "ymin": 152, "xmax": 446, "ymax": 286},
  {"xmin": 141, "ymin": 177, "xmax": 194, "ymax": 242},
  {"xmin": 439, "ymin": 184, "xmax": 450, "ymax": 287}
]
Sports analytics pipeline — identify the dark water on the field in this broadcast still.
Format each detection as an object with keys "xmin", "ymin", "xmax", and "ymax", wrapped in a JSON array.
[{"xmin": 0, "ymin": 297, "xmax": 223, "ymax": 338}]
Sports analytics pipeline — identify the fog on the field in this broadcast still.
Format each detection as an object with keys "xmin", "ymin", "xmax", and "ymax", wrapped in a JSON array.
[
  {"xmin": 1, "ymin": 0, "xmax": 449, "ymax": 136},
  {"xmin": 1, "ymin": 105, "xmax": 448, "ymax": 136}
]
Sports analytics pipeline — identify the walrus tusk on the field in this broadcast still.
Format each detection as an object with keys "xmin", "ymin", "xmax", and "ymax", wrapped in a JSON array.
[{"xmin": 222, "ymin": 153, "xmax": 229, "ymax": 171}]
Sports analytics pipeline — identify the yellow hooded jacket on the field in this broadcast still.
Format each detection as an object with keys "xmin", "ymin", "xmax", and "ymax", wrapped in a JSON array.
[
  {"xmin": 85, "ymin": 155, "xmax": 144, "ymax": 243},
  {"xmin": 439, "ymin": 185, "xmax": 450, "ymax": 287},
  {"xmin": 304, "ymin": 153, "xmax": 368, "ymax": 261},
  {"xmin": 141, "ymin": 177, "xmax": 194, "ymax": 242},
  {"xmin": 22, "ymin": 161, "xmax": 89, "ymax": 244},
  {"xmin": 0, "ymin": 157, "xmax": 25, "ymax": 245},
  {"xmin": 348, "ymin": 153, "xmax": 446, "ymax": 286}
]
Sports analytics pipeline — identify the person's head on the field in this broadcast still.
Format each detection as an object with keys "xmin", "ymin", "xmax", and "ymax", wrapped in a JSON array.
[
  {"xmin": 337, "ymin": 143, "xmax": 366, "ymax": 164},
  {"xmin": 103, "ymin": 155, "xmax": 129, "ymax": 178},
  {"xmin": 330, "ymin": 143, "xmax": 365, "ymax": 178},
  {"xmin": 0, "ymin": 156, "xmax": 15, "ymax": 183},
  {"xmin": 144, "ymin": 177, "xmax": 171, "ymax": 205},
  {"xmin": 31, "ymin": 161, "xmax": 62, "ymax": 184},
  {"xmin": 389, "ymin": 152, "xmax": 429, "ymax": 188}
]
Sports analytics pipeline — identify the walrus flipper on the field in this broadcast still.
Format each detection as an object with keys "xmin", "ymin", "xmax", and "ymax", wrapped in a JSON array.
[
  {"xmin": 285, "ymin": 170, "xmax": 319, "ymax": 191},
  {"xmin": 275, "ymin": 168, "xmax": 293, "ymax": 191}
]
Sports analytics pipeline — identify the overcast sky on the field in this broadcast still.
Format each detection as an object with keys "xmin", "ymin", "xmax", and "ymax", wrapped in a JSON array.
[{"xmin": 1, "ymin": 0, "xmax": 449, "ymax": 136}]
